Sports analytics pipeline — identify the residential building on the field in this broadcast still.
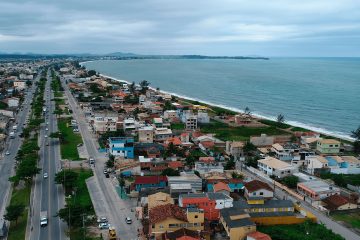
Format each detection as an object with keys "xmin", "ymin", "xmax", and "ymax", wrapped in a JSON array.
[
  {"xmin": 93, "ymin": 116, "xmax": 118, "ymax": 133},
  {"xmin": 206, "ymin": 179, "xmax": 244, "ymax": 193},
  {"xmin": 13, "ymin": 80, "xmax": 27, "ymax": 90},
  {"xmin": 247, "ymin": 232, "xmax": 272, "ymax": 240},
  {"xmin": 244, "ymin": 180, "xmax": 274, "ymax": 202},
  {"xmin": 226, "ymin": 141, "xmax": 245, "ymax": 158},
  {"xmin": 322, "ymin": 194, "xmax": 358, "ymax": 211},
  {"xmin": 123, "ymin": 117, "xmax": 136, "ymax": 132},
  {"xmin": 154, "ymin": 128, "xmax": 173, "ymax": 142},
  {"xmin": 297, "ymin": 180, "xmax": 340, "ymax": 204},
  {"xmin": 164, "ymin": 110, "xmax": 178, "ymax": 120},
  {"xmin": 168, "ymin": 172, "xmax": 202, "ymax": 192},
  {"xmin": 5, "ymin": 97, "xmax": 19, "ymax": 108},
  {"xmin": 250, "ymin": 134, "xmax": 274, "ymax": 147},
  {"xmin": 134, "ymin": 176, "xmax": 168, "ymax": 192},
  {"xmin": 148, "ymin": 192, "xmax": 174, "ymax": 211},
  {"xmin": 108, "ymin": 137, "xmax": 134, "ymax": 158},
  {"xmin": 194, "ymin": 162, "xmax": 224, "ymax": 175},
  {"xmin": 179, "ymin": 192, "xmax": 233, "ymax": 221},
  {"xmin": 138, "ymin": 126, "xmax": 154, "ymax": 143},
  {"xmin": 213, "ymin": 182, "xmax": 231, "ymax": 195},
  {"xmin": 153, "ymin": 117, "xmax": 164, "ymax": 128},
  {"xmin": 197, "ymin": 111, "xmax": 210, "ymax": 123},
  {"xmin": 306, "ymin": 155, "xmax": 329, "ymax": 174},
  {"xmin": 185, "ymin": 115, "xmax": 198, "ymax": 130},
  {"xmin": 149, "ymin": 204, "xmax": 204, "ymax": 237},
  {"xmin": 316, "ymin": 139, "xmax": 340, "ymax": 154},
  {"xmin": 326, "ymin": 156, "xmax": 360, "ymax": 174},
  {"xmin": 220, "ymin": 208, "xmax": 256, "ymax": 240},
  {"xmin": 257, "ymin": 157, "xmax": 296, "ymax": 178},
  {"xmin": 161, "ymin": 228, "xmax": 206, "ymax": 240}
]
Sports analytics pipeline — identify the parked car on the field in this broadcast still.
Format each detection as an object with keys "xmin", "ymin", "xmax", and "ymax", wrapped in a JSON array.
[
  {"xmin": 105, "ymin": 173, "xmax": 110, "ymax": 178},
  {"xmin": 43, "ymin": 173, "xmax": 48, "ymax": 179},
  {"xmin": 5, "ymin": 151, "xmax": 10, "ymax": 155},
  {"xmin": 97, "ymin": 217, "xmax": 108, "ymax": 223},
  {"xmin": 98, "ymin": 222, "xmax": 110, "ymax": 229}
]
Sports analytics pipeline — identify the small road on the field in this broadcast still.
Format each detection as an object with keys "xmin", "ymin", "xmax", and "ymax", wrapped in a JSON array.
[
  {"xmin": 236, "ymin": 162, "xmax": 360, "ymax": 240},
  {"xmin": 28, "ymin": 69, "xmax": 67, "ymax": 240},
  {"xmin": 0, "ymin": 71, "xmax": 39, "ymax": 223},
  {"xmin": 61, "ymin": 75, "xmax": 141, "ymax": 240}
]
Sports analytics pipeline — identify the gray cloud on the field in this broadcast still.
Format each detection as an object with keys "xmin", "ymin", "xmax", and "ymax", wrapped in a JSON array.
[{"xmin": 0, "ymin": 0, "xmax": 360, "ymax": 56}]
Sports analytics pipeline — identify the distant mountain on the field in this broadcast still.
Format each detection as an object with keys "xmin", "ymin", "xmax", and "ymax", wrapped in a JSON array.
[{"xmin": 106, "ymin": 52, "xmax": 139, "ymax": 57}]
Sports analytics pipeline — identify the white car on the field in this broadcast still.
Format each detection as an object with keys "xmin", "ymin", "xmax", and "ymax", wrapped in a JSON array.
[
  {"xmin": 45, "ymin": 135, "xmax": 48, "ymax": 138},
  {"xmin": 45, "ymin": 128, "xmax": 49, "ymax": 131},
  {"xmin": 98, "ymin": 222, "xmax": 110, "ymax": 229},
  {"xmin": 125, "ymin": 217, "xmax": 132, "ymax": 224},
  {"xmin": 97, "ymin": 217, "xmax": 108, "ymax": 223},
  {"xmin": 5, "ymin": 151, "xmax": 10, "ymax": 155},
  {"xmin": 43, "ymin": 173, "xmax": 48, "ymax": 179}
]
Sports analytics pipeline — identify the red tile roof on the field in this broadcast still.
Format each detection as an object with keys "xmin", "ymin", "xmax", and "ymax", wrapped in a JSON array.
[
  {"xmin": 245, "ymin": 180, "xmax": 273, "ymax": 193},
  {"xmin": 200, "ymin": 141, "xmax": 215, "ymax": 149},
  {"xmin": 199, "ymin": 157, "xmax": 215, "ymax": 163},
  {"xmin": 322, "ymin": 194, "xmax": 350, "ymax": 210},
  {"xmin": 162, "ymin": 228, "xmax": 203, "ymax": 240},
  {"xmin": 168, "ymin": 161, "xmax": 184, "ymax": 169},
  {"xmin": 247, "ymin": 231, "xmax": 272, "ymax": 240},
  {"xmin": 149, "ymin": 204, "xmax": 187, "ymax": 224},
  {"xmin": 213, "ymin": 182, "xmax": 231, "ymax": 192},
  {"xmin": 166, "ymin": 137, "xmax": 182, "ymax": 146},
  {"xmin": 134, "ymin": 176, "xmax": 168, "ymax": 185}
]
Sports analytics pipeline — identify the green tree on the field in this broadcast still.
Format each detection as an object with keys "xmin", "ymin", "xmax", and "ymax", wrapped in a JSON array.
[
  {"xmin": 0, "ymin": 101, "xmax": 8, "ymax": 109},
  {"xmin": 14, "ymin": 159, "xmax": 41, "ymax": 183},
  {"xmin": 106, "ymin": 155, "xmax": 115, "ymax": 168},
  {"xmin": 55, "ymin": 170, "xmax": 79, "ymax": 189},
  {"xmin": 282, "ymin": 175, "xmax": 299, "ymax": 188},
  {"xmin": 224, "ymin": 158, "xmax": 235, "ymax": 170},
  {"xmin": 244, "ymin": 106, "xmax": 251, "ymax": 116},
  {"xmin": 139, "ymin": 80, "xmax": 150, "ymax": 93},
  {"xmin": 26, "ymin": 80, "xmax": 32, "ymax": 87},
  {"xmin": 232, "ymin": 172, "xmax": 244, "ymax": 179},
  {"xmin": 245, "ymin": 156, "xmax": 260, "ymax": 168},
  {"xmin": 351, "ymin": 126, "xmax": 360, "ymax": 153},
  {"xmin": 161, "ymin": 168, "xmax": 180, "ymax": 176},
  {"xmin": 277, "ymin": 114, "xmax": 285, "ymax": 123},
  {"xmin": 243, "ymin": 141, "xmax": 257, "ymax": 155},
  {"xmin": 128, "ymin": 81, "xmax": 136, "ymax": 93},
  {"xmin": 4, "ymin": 204, "xmax": 25, "ymax": 225},
  {"xmin": 87, "ymin": 70, "xmax": 97, "ymax": 77}
]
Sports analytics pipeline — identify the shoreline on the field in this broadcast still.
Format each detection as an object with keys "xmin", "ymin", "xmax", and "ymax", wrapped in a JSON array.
[{"xmin": 80, "ymin": 61, "xmax": 354, "ymax": 142}]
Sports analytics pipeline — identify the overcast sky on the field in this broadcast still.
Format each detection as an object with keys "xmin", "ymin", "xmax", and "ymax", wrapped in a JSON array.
[{"xmin": 1, "ymin": 0, "xmax": 360, "ymax": 56}]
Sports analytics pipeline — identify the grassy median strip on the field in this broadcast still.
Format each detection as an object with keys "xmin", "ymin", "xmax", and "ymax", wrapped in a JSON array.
[
  {"xmin": 7, "ymin": 186, "xmax": 31, "ymax": 240},
  {"xmin": 58, "ymin": 118, "xmax": 83, "ymax": 160},
  {"xmin": 56, "ymin": 169, "xmax": 97, "ymax": 240}
]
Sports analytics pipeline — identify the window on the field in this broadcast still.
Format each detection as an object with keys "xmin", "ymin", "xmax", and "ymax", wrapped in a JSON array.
[
  {"xmin": 169, "ymin": 224, "xmax": 178, "ymax": 228},
  {"xmin": 152, "ymin": 224, "xmax": 155, "ymax": 228},
  {"xmin": 195, "ymin": 215, "xmax": 198, "ymax": 218},
  {"xmin": 159, "ymin": 225, "xmax": 163, "ymax": 229},
  {"xmin": 253, "ymin": 192, "xmax": 256, "ymax": 196},
  {"xmin": 260, "ymin": 192, "xmax": 263, "ymax": 196}
]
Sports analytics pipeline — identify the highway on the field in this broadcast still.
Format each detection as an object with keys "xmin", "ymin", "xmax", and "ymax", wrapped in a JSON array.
[
  {"xmin": 28, "ymin": 69, "xmax": 67, "ymax": 240},
  {"xmin": 60, "ymin": 75, "xmax": 141, "ymax": 240},
  {"xmin": 0, "ymin": 71, "xmax": 40, "ymax": 224}
]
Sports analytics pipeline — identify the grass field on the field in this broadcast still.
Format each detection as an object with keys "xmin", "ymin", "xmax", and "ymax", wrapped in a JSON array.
[
  {"xmin": 258, "ymin": 221, "xmax": 345, "ymax": 240},
  {"xmin": 58, "ymin": 118, "xmax": 83, "ymax": 160},
  {"xmin": 200, "ymin": 120, "xmax": 288, "ymax": 141},
  {"xmin": 171, "ymin": 123, "xmax": 185, "ymax": 130},
  {"xmin": 7, "ymin": 185, "xmax": 31, "ymax": 240},
  {"xmin": 54, "ymin": 92, "xmax": 63, "ymax": 98},
  {"xmin": 332, "ymin": 212, "xmax": 360, "ymax": 229}
]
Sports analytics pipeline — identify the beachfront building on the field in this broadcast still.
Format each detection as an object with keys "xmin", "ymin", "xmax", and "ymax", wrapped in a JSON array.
[
  {"xmin": 316, "ymin": 139, "xmax": 340, "ymax": 154},
  {"xmin": 108, "ymin": 137, "xmax": 134, "ymax": 158},
  {"xmin": 325, "ymin": 156, "xmax": 360, "ymax": 174},
  {"xmin": 257, "ymin": 157, "xmax": 296, "ymax": 178}
]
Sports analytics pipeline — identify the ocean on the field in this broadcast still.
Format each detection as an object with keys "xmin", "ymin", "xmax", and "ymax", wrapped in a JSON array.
[{"xmin": 83, "ymin": 58, "xmax": 360, "ymax": 140}]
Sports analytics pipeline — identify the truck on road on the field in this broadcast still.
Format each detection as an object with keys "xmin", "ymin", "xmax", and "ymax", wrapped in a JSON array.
[{"xmin": 40, "ymin": 211, "xmax": 48, "ymax": 227}]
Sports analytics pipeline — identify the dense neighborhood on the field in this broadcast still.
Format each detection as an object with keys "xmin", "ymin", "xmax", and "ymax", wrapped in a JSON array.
[{"xmin": 0, "ymin": 58, "xmax": 360, "ymax": 240}]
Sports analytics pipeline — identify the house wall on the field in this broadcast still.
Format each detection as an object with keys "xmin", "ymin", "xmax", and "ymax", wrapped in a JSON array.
[
  {"xmin": 180, "ymin": 197, "xmax": 219, "ymax": 220},
  {"xmin": 139, "ymin": 129, "xmax": 154, "ymax": 143},
  {"xmin": 316, "ymin": 142, "xmax": 340, "ymax": 154},
  {"xmin": 135, "ymin": 181, "xmax": 167, "ymax": 192},
  {"xmin": 150, "ymin": 215, "xmax": 204, "ymax": 237},
  {"xmin": 251, "ymin": 215, "xmax": 314, "ymax": 225},
  {"xmin": 337, "ymin": 203, "xmax": 358, "ymax": 211},
  {"xmin": 220, "ymin": 215, "xmax": 256, "ymax": 240}
]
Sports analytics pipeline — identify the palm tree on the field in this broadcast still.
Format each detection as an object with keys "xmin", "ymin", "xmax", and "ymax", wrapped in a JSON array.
[
  {"xmin": 244, "ymin": 106, "xmax": 251, "ymax": 116},
  {"xmin": 277, "ymin": 114, "xmax": 285, "ymax": 123},
  {"xmin": 351, "ymin": 126, "xmax": 360, "ymax": 140}
]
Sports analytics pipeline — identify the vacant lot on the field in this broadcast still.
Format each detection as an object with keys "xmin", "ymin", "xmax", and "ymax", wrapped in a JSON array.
[
  {"xmin": 332, "ymin": 212, "xmax": 360, "ymax": 230},
  {"xmin": 58, "ymin": 118, "xmax": 83, "ymax": 160},
  {"xmin": 200, "ymin": 120, "xmax": 288, "ymax": 141}
]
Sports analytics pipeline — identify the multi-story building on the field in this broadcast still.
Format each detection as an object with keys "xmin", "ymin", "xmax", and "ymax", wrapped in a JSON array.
[
  {"xmin": 185, "ymin": 115, "xmax": 198, "ymax": 130},
  {"xmin": 154, "ymin": 128, "xmax": 173, "ymax": 142},
  {"xmin": 93, "ymin": 116, "xmax": 118, "ymax": 133},
  {"xmin": 123, "ymin": 117, "xmax": 136, "ymax": 132},
  {"xmin": 149, "ymin": 204, "xmax": 204, "ymax": 238},
  {"xmin": 316, "ymin": 139, "xmax": 340, "ymax": 154},
  {"xmin": 108, "ymin": 137, "xmax": 134, "ymax": 158},
  {"xmin": 297, "ymin": 180, "xmax": 340, "ymax": 204},
  {"xmin": 179, "ymin": 192, "xmax": 233, "ymax": 221},
  {"xmin": 13, "ymin": 80, "xmax": 27, "ymax": 90},
  {"xmin": 138, "ymin": 126, "xmax": 154, "ymax": 143},
  {"xmin": 257, "ymin": 157, "xmax": 296, "ymax": 178},
  {"xmin": 168, "ymin": 172, "xmax": 202, "ymax": 192}
]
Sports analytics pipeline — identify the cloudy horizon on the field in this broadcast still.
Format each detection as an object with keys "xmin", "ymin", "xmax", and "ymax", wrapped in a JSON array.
[{"xmin": 1, "ymin": 0, "xmax": 360, "ymax": 57}]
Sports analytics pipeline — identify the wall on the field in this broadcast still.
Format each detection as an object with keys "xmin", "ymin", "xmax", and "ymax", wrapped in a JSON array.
[{"xmin": 251, "ymin": 215, "xmax": 316, "ymax": 225}]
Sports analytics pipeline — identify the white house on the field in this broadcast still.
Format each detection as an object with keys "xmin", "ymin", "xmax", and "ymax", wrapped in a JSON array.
[
  {"xmin": 123, "ymin": 118, "xmax": 136, "ymax": 132},
  {"xmin": 6, "ymin": 97, "xmax": 20, "ymax": 108},
  {"xmin": 93, "ymin": 116, "xmax": 118, "ymax": 133},
  {"xmin": 244, "ymin": 180, "xmax": 274, "ymax": 200},
  {"xmin": 306, "ymin": 155, "xmax": 329, "ymax": 174},
  {"xmin": 13, "ymin": 80, "xmax": 27, "ymax": 90},
  {"xmin": 257, "ymin": 157, "xmax": 296, "ymax": 178}
]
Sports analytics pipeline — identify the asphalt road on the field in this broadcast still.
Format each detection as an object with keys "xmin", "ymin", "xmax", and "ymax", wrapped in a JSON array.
[
  {"xmin": 0, "ymin": 72, "xmax": 39, "ymax": 222},
  {"xmin": 61, "ymin": 76, "xmax": 141, "ymax": 240},
  {"xmin": 29, "ymin": 70, "xmax": 67, "ymax": 240},
  {"xmin": 236, "ymin": 162, "xmax": 360, "ymax": 240}
]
